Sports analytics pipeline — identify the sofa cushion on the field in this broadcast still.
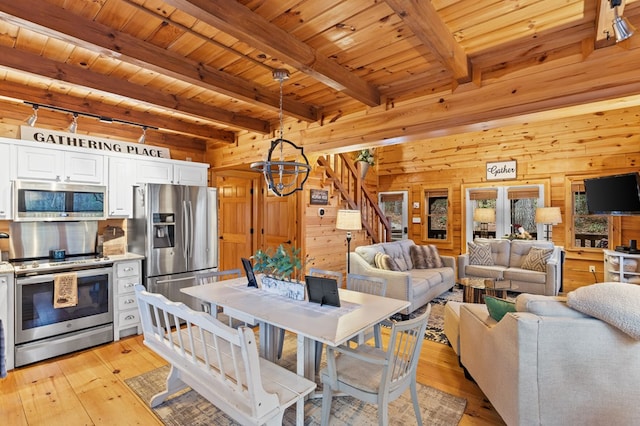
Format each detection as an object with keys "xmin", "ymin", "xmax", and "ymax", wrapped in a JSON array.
[
  {"xmin": 521, "ymin": 247, "xmax": 554, "ymax": 272},
  {"xmin": 567, "ymin": 282, "xmax": 640, "ymax": 340},
  {"xmin": 465, "ymin": 264, "xmax": 507, "ymax": 280},
  {"xmin": 355, "ymin": 244, "xmax": 385, "ymax": 265},
  {"xmin": 485, "ymin": 296, "xmax": 516, "ymax": 321},
  {"xmin": 475, "ymin": 238, "xmax": 511, "ymax": 266},
  {"xmin": 515, "ymin": 294, "xmax": 589, "ymax": 318},
  {"xmin": 504, "ymin": 267, "xmax": 546, "ymax": 284},
  {"xmin": 410, "ymin": 244, "xmax": 444, "ymax": 269},
  {"xmin": 468, "ymin": 241, "xmax": 493, "ymax": 265},
  {"xmin": 382, "ymin": 240, "xmax": 414, "ymax": 270}
]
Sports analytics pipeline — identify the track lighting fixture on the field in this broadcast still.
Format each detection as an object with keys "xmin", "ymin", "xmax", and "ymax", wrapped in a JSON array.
[
  {"xmin": 610, "ymin": 0, "xmax": 635, "ymax": 42},
  {"xmin": 138, "ymin": 126, "xmax": 147, "ymax": 144},
  {"xmin": 68, "ymin": 112, "xmax": 78, "ymax": 133},
  {"xmin": 26, "ymin": 104, "xmax": 38, "ymax": 126},
  {"xmin": 22, "ymin": 102, "xmax": 156, "ymax": 140},
  {"xmin": 250, "ymin": 69, "xmax": 310, "ymax": 197}
]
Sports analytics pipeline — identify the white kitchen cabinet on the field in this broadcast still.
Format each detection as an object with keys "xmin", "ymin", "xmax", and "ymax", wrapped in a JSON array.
[
  {"xmin": 604, "ymin": 249, "xmax": 640, "ymax": 285},
  {"xmin": 0, "ymin": 144, "xmax": 12, "ymax": 219},
  {"xmin": 113, "ymin": 259, "xmax": 142, "ymax": 340},
  {"xmin": 136, "ymin": 159, "xmax": 208, "ymax": 185},
  {"xmin": 107, "ymin": 156, "xmax": 135, "ymax": 217},
  {"xmin": 16, "ymin": 145, "xmax": 104, "ymax": 184},
  {"xmin": 0, "ymin": 272, "xmax": 14, "ymax": 371}
]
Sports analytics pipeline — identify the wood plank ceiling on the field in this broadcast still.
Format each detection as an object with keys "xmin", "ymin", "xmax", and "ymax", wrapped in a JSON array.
[{"xmin": 0, "ymin": 0, "xmax": 638, "ymax": 150}]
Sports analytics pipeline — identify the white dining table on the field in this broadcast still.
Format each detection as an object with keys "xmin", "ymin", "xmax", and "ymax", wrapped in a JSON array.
[{"xmin": 181, "ymin": 274, "xmax": 410, "ymax": 424}]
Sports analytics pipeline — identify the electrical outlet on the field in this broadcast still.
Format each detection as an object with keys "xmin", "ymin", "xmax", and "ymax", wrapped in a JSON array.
[{"xmin": 589, "ymin": 265, "xmax": 596, "ymax": 273}]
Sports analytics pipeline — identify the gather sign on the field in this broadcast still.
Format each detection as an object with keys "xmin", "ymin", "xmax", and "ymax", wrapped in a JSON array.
[
  {"xmin": 20, "ymin": 125, "xmax": 171, "ymax": 159},
  {"xmin": 486, "ymin": 160, "xmax": 516, "ymax": 180}
]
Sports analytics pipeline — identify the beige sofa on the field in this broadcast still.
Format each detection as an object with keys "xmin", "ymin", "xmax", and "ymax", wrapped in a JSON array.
[
  {"xmin": 458, "ymin": 238, "xmax": 563, "ymax": 296},
  {"xmin": 349, "ymin": 239, "xmax": 455, "ymax": 315},
  {"xmin": 458, "ymin": 292, "xmax": 640, "ymax": 426}
]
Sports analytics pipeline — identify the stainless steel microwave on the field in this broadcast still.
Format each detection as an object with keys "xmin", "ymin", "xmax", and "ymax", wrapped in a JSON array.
[{"xmin": 14, "ymin": 181, "xmax": 107, "ymax": 221}]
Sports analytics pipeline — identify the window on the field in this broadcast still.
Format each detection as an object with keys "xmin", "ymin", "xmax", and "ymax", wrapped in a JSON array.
[
  {"xmin": 508, "ymin": 187, "xmax": 539, "ymax": 238},
  {"xmin": 469, "ymin": 189, "xmax": 497, "ymax": 239},
  {"xmin": 425, "ymin": 190, "xmax": 448, "ymax": 239},
  {"xmin": 423, "ymin": 186, "xmax": 452, "ymax": 243},
  {"xmin": 571, "ymin": 181, "xmax": 609, "ymax": 249}
]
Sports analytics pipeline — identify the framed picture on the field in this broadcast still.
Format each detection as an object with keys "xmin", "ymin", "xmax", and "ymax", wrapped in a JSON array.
[
  {"xmin": 486, "ymin": 160, "xmax": 517, "ymax": 180},
  {"xmin": 310, "ymin": 189, "xmax": 328, "ymax": 205}
]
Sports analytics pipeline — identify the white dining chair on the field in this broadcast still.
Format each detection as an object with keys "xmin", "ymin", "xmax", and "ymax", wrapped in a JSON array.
[
  {"xmin": 320, "ymin": 306, "xmax": 431, "ymax": 426},
  {"xmin": 346, "ymin": 273, "xmax": 387, "ymax": 348},
  {"xmin": 196, "ymin": 269, "xmax": 242, "ymax": 326}
]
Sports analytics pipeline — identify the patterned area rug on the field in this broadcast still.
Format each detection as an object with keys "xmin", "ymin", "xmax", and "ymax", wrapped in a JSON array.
[
  {"xmin": 390, "ymin": 287, "xmax": 463, "ymax": 346},
  {"xmin": 125, "ymin": 364, "xmax": 467, "ymax": 425}
]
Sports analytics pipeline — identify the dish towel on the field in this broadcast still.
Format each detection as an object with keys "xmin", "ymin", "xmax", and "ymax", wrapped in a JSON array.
[
  {"xmin": 0, "ymin": 319, "xmax": 6, "ymax": 378},
  {"xmin": 54, "ymin": 272, "xmax": 78, "ymax": 308}
]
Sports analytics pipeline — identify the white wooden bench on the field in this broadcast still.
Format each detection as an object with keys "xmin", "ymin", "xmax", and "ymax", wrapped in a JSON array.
[{"xmin": 135, "ymin": 284, "xmax": 316, "ymax": 426}]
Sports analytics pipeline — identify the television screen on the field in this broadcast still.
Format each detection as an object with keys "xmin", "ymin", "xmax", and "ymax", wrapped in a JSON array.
[{"xmin": 584, "ymin": 172, "xmax": 640, "ymax": 215}]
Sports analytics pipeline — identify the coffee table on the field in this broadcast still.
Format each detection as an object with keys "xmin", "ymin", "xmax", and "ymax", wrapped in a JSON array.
[{"xmin": 458, "ymin": 277, "xmax": 510, "ymax": 303}]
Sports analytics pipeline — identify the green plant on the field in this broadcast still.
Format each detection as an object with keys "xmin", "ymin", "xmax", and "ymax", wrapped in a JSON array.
[
  {"xmin": 354, "ymin": 149, "xmax": 375, "ymax": 166},
  {"xmin": 252, "ymin": 244, "xmax": 309, "ymax": 281}
]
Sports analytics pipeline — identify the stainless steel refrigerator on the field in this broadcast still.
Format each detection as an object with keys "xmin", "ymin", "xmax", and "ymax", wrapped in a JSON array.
[{"xmin": 128, "ymin": 184, "xmax": 217, "ymax": 310}]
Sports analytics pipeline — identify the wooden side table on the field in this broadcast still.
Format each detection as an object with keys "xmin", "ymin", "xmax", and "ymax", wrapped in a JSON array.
[{"xmin": 459, "ymin": 277, "xmax": 510, "ymax": 303}]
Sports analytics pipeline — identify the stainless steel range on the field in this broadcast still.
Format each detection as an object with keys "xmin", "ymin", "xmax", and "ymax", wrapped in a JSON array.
[{"xmin": 9, "ymin": 221, "xmax": 114, "ymax": 367}]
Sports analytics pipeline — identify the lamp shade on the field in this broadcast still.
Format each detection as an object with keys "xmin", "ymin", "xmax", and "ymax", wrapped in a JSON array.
[
  {"xmin": 535, "ymin": 207, "xmax": 562, "ymax": 225},
  {"xmin": 473, "ymin": 208, "xmax": 495, "ymax": 223},
  {"xmin": 336, "ymin": 209, "xmax": 362, "ymax": 231}
]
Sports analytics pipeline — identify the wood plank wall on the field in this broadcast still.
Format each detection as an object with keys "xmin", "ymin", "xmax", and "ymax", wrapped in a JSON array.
[{"xmin": 375, "ymin": 107, "xmax": 640, "ymax": 292}]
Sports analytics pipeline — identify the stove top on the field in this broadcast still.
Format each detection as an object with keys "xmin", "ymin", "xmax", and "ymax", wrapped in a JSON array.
[{"xmin": 11, "ymin": 255, "xmax": 114, "ymax": 274}]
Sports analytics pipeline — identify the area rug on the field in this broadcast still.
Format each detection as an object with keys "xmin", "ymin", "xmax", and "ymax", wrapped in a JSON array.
[
  {"xmin": 125, "ymin": 364, "xmax": 467, "ymax": 425},
  {"xmin": 390, "ymin": 287, "xmax": 463, "ymax": 346}
]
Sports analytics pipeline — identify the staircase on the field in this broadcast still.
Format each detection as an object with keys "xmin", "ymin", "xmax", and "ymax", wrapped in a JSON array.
[{"xmin": 317, "ymin": 154, "xmax": 392, "ymax": 243}]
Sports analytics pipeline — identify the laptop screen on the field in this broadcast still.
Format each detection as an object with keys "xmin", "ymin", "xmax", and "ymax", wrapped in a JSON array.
[
  {"xmin": 305, "ymin": 275, "xmax": 340, "ymax": 307},
  {"xmin": 241, "ymin": 258, "xmax": 258, "ymax": 287}
]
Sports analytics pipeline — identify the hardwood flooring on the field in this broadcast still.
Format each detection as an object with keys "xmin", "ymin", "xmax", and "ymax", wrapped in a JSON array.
[{"xmin": 0, "ymin": 330, "xmax": 505, "ymax": 425}]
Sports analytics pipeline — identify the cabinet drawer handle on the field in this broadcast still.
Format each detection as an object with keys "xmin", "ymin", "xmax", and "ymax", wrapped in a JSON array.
[
  {"xmin": 124, "ymin": 267, "xmax": 134, "ymax": 272},
  {"xmin": 124, "ymin": 299, "xmax": 135, "ymax": 304},
  {"xmin": 123, "ymin": 282, "xmax": 135, "ymax": 288},
  {"xmin": 125, "ymin": 314, "xmax": 136, "ymax": 320}
]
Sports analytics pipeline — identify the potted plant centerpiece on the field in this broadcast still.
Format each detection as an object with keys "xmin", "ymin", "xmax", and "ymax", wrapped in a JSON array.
[
  {"xmin": 252, "ymin": 244, "xmax": 309, "ymax": 300},
  {"xmin": 355, "ymin": 149, "xmax": 375, "ymax": 178}
]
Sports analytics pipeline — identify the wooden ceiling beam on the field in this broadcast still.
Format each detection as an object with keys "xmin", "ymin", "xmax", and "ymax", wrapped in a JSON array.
[
  {"xmin": 163, "ymin": 0, "xmax": 381, "ymax": 107},
  {"xmin": 0, "ymin": 45, "xmax": 270, "ymax": 134},
  {"xmin": 384, "ymin": 0, "xmax": 471, "ymax": 83},
  {"xmin": 0, "ymin": 80, "xmax": 236, "ymax": 144},
  {"xmin": 0, "ymin": 2, "xmax": 318, "ymax": 123}
]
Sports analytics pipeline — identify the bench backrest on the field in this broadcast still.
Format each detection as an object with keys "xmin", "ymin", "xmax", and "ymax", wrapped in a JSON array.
[{"xmin": 134, "ymin": 284, "xmax": 279, "ymax": 421}]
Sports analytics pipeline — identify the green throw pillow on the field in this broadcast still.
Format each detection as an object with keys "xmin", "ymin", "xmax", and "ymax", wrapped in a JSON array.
[{"xmin": 485, "ymin": 296, "xmax": 516, "ymax": 321}]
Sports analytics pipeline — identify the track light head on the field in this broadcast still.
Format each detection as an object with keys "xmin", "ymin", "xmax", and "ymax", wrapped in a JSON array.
[
  {"xmin": 138, "ymin": 126, "xmax": 147, "ymax": 144},
  {"xmin": 26, "ymin": 104, "xmax": 38, "ymax": 127},
  {"xmin": 68, "ymin": 113, "xmax": 78, "ymax": 133}
]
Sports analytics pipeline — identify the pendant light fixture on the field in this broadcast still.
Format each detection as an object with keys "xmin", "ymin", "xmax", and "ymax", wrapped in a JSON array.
[{"xmin": 250, "ymin": 69, "xmax": 310, "ymax": 197}]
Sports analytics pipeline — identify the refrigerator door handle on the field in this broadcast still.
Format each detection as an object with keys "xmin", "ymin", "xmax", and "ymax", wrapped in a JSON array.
[
  {"xmin": 182, "ymin": 200, "xmax": 189, "ymax": 264},
  {"xmin": 187, "ymin": 200, "xmax": 194, "ymax": 260}
]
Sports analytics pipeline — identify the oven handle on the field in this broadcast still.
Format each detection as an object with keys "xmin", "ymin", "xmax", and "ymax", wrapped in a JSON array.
[{"xmin": 15, "ymin": 267, "xmax": 113, "ymax": 284}]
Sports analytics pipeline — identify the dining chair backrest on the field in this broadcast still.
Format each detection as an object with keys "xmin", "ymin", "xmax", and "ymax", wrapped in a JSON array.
[
  {"xmin": 309, "ymin": 268, "xmax": 343, "ymax": 287},
  {"xmin": 346, "ymin": 273, "xmax": 387, "ymax": 297}
]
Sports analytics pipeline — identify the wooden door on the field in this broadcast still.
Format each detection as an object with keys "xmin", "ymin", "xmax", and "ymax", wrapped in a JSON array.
[
  {"xmin": 261, "ymin": 186, "xmax": 297, "ymax": 250},
  {"xmin": 217, "ymin": 175, "xmax": 254, "ymax": 271}
]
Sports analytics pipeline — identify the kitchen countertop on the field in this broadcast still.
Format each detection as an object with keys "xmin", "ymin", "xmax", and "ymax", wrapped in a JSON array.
[
  {"xmin": 106, "ymin": 253, "xmax": 145, "ymax": 263},
  {"xmin": 0, "ymin": 261, "xmax": 13, "ymax": 274}
]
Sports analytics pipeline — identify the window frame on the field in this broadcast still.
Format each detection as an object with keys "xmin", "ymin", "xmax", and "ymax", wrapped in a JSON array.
[
  {"xmin": 421, "ymin": 184, "xmax": 453, "ymax": 247},
  {"xmin": 565, "ymin": 175, "xmax": 620, "ymax": 254}
]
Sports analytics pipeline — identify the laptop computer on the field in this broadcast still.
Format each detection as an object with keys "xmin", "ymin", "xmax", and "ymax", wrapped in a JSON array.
[
  {"xmin": 305, "ymin": 275, "xmax": 341, "ymax": 307},
  {"xmin": 241, "ymin": 257, "xmax": 258, "ymax": 288}
]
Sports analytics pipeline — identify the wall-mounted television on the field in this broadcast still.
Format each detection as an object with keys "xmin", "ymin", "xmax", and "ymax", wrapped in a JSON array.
[{"xmin": 584, "ymin": 172, "xmax": 640, "ymax": 215}]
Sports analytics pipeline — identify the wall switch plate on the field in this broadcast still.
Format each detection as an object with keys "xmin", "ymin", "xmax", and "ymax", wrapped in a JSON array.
[{"xmin": 412, "ymin": 202, "xmax": 420, "ymax": 209}]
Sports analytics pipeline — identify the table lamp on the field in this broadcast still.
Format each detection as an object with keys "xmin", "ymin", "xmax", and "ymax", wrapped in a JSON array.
[
  {"xmin": 336, "ymin": 209, "xmax": 362, "ymax": 273},
  {"xmin": 473, "ymin": 208, "xmax": 495, "ymax": 239},
  {"xmin": 535, "ymin": 207, "xmax": 562, "ymax": 241}
]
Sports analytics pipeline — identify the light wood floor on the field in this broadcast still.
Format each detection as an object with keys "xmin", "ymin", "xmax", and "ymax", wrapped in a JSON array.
[{"xmin": 0, "ymin": 330, "xmax": 506, "ymax": 425}]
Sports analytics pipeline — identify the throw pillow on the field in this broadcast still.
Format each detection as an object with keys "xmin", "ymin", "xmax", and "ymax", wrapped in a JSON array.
[
  {"xmin": 374, "ymin": 252, "xmax": 385, "ymax": 269},
  {"xmin": 468, "ymin": 242, "xmax": 493, "ymax": 266},
  {"xmin": 377, "ymin": 254, "xmax": 400, "ymax": 271},
  {"xmin": 521, "ymin": 247, "xmax": 553, "ymax": 272},
  {"xmin": 485, "ymin": 296, "xmax": 516, "ymax": 321},
  {"xmin": 409, "ymin": 244, "xmax": 445, "ymax": 269},
  {"xmin": 567, "ymin": 283, "xmax": 640, "ymax": 340}
]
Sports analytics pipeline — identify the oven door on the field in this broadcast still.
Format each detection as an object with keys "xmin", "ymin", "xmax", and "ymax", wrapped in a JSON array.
[{"xmin": 16, "ymin": 267, "xmax": 113, "ymax": 344}]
